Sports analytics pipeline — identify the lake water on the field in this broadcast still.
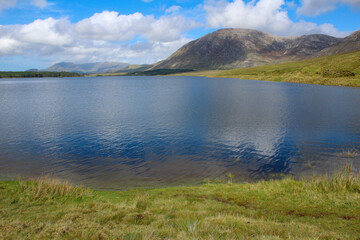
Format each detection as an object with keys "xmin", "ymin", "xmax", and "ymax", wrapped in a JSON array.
[{"xmin": 0, "ymin": 76, "xmax": 359, "ymax": 189}]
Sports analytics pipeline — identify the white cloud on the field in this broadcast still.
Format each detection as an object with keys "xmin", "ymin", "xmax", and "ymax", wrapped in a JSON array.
[
  {"xmin": 75, "ymin": 11, "xmax": 198, "ymax": 42},
  {"xmin": 0, "ymin": 0, "xmax": 48, "ymax": 12},
  {"xmin": 166, "ymin": 5, "xmax": 182, "ymax": 13},
  {"xmin": 0, "ymin": 38, "xmax": 22, "ymax": 55},
  {"xmin": 0, "ymin": 11, "xmax": 197, "ymax": 65},
  {"xmin": 204, "ymin": 0, "xmax": 347, "ymax": 37},
  {"xmin": 32, "ymin": 0, "xmax": 48, "ymax": 8},
  {"xmin": 298, "ymin": 0, "xmax": 360, "ymax": 16},
  {"xmin": 16, "ymin": 18, "xmax": 73, "ymax": 46},
  {"xmin": 0, "ymin": 0, "xmax": 17, "ymax": 12},
  {"xmin": 75, "ymin": 12, "xmax": 150, "ymax": 42}
]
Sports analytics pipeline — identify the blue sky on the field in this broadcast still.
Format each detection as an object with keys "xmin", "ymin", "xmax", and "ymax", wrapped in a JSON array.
[{"xmin": 0, "ymin": 0, "xmax": 359, "ymax": 70}]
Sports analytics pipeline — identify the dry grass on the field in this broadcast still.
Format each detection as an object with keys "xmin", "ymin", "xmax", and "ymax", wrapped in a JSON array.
[
  {"xmin": 17, "ymin": 175, "xmax": 92, "ymax": 201},
  {"xmin": 341, "ymin": 149, "xmax": 359, "ymax": 158},
  {"xmin": 310, "ymin": 163, "xmax": 360, "ymax": 193}
]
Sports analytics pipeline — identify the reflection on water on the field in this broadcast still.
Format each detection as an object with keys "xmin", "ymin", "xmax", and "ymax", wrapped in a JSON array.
[{"xmin": 0, "ymin": 76, "xmax": 359, "ymax": 189}]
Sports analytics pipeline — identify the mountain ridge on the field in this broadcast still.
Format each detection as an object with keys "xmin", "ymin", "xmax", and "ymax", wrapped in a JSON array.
[{"xmin": 44, "ymin": 62, "xmax": 130, "ymax": 73}]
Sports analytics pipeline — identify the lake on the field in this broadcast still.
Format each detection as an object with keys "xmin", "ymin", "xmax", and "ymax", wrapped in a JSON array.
[{"xmin": 0, "ymin": 76, "xmax": 359, "ymax": 189}]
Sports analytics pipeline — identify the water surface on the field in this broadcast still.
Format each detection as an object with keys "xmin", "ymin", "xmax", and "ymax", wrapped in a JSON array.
[{"xmin": 0, "ymin": 76, "xmax": 359, "ymax": 189}]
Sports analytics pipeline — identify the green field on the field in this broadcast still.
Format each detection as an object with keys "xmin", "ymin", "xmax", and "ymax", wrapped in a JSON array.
[
  {"xmin": 1, "ymin": 165, "xmax": 359, "ymax": 239},
  {"xmin": 175, "ymin": 50, "xmax": 360, "ymax": 87}
]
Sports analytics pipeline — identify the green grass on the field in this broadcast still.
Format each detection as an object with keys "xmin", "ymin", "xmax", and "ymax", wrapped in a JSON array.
[
  {"xmin": 1, "ymin": 165, "xmax": 359, "ymax": 239},
  {"xmin": 174, "ymin": 50, "xmax": 360, "ymax": 87}
]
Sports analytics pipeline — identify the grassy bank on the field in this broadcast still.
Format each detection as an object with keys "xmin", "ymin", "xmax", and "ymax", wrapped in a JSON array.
[
  {"xmin": 174, "ymin": 50, "xmax": 360, "ymax": 87},
  {"xmin": 1, "ymin": 166, "xmax": 359, "ymax": 239}
]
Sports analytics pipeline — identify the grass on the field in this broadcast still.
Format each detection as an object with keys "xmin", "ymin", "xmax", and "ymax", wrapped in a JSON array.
[
  {"xmin": 173, "ymin": 50, "xmax": 360, "ymax": 87},
  {"xmin": 341, "ymin": 149, "xmax": 359, "ymax": 158},
  {"xmin": 1, "ymin": 165, "xmax": 359, "ymax": 239}
]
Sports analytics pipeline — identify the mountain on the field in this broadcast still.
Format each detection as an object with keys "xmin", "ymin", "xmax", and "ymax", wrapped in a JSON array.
[
  {"xmin": 44, "ymin": 62, "xmax": 130, "ymax": 73},
  {"xmin": 316, "ymin": 30, "xmax": 360, "ymax": 57},
  {"xmin": 151, "ymin": 28, "xmax": 347, "ymax": 70},
  {"xmin": 114, "ymin": 64, "xmax": 152, "ymax": 74}
]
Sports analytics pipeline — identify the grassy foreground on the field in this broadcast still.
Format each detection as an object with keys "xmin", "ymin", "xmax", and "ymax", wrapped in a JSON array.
[
  {"xmin": 1, "ymin": 167, "xmax": 360, "ymax": 240},
  {"xmin": 174, "ymin": 50, "xmax": 360, "ymax": 87}
]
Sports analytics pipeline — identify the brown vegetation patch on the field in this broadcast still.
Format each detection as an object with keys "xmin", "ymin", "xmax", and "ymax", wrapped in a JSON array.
[{"xmin": 322, "ymin": 70, "xmax": 355, "ymax": 78}]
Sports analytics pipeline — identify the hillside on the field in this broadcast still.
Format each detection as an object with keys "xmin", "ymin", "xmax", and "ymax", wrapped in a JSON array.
[
  {"xmin": 152, "ymin": 28, "xmax": 342, "ymax": 70},
  {"xmin": 175, "ymin": 50, "xmax": 360, "ymax": 87},
  {"xmin": 317, "ymin": 30, "xmax": 360, "ymax": 56}
]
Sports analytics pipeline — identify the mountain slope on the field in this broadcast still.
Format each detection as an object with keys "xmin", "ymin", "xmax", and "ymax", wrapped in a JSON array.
[
  {"xmin": 151, "ymin": 29, "xmax": 343, "ymax": 70},
  {"xmin": 44, "ymin": 62, "xmax": 130, "ymax": 73},
  {"xmin": 176, "ymin": 50, "xmax": 360, "ymax": 87},
  {"xmin": 316, "ymin": 30, "xmax": 360, "ymax": 56}
]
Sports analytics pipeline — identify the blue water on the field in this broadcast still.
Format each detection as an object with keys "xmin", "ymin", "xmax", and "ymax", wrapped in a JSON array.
[{"xmin": 0, "ymin": 76, "xmax": 359, "ymax": 189}]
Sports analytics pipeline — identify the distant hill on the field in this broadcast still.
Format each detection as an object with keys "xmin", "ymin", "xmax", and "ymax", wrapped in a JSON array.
[
  {"xmin": 114, "ymin": 64, "xmax": 152, "ymax": 74},
  {"xmin": 44, "ymin": 62, "xmax": 130, "ymax": 73},
  {"xmin": 151, "ymin": 28, "xmax": 360, "ymax": 70}
]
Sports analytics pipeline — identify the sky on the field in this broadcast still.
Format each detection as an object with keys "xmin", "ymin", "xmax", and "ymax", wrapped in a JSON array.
[{"xmin": 0, "ymin": 0, "xmax": 360, "ymax": 71}]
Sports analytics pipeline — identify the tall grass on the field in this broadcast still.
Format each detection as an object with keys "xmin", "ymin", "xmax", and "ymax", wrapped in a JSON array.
[
  {"xmin": 309, "ymin": 163, "xmax": 360, "ymax": 193},
  {"xmin": 18, "ymin": 175, "xmax": 91, "ymax": 201}
]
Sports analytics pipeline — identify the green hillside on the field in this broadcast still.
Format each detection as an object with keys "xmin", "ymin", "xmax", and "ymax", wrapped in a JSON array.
[{"xmin": 178, "ymin": 50, "xmax": 360, "ymax": 87}]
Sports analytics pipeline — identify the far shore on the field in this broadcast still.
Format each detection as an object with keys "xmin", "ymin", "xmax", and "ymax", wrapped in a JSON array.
[
  {"xmin": 2, "ymin": 49, "xmax": 360, "ymax": 88},
  {"xmin": 91, "ymin": 50, "xmax": 360, "ymax": 88}
]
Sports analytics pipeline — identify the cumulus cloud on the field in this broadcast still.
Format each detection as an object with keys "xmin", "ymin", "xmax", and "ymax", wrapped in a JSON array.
[
  {"xmin": 298, "ymin": 0, "xmax": 360, "ymax": 16},
  {"xmin": 204, "ymin": 0, "xmax": 348, "ymax": 37},
  {"xmin": 16, "ymin": 18, "xmax": 73, "ymax": 46},
  {"xmin": 75, "ymin": 11, "xmax": 198, "ymax": 43},
  {"xmin": 0, "ymin": 11, "xmax": 197, "ymax": 65}
]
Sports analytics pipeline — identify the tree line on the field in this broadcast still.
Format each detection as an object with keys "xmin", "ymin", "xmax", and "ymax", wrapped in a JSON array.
[{"xmin": 0, "ymin": 71, "xmax": 81, "ymax": 78}]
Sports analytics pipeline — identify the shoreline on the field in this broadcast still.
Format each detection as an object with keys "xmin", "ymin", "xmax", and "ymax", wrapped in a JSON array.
[
  {"xmin": 170, "ymin": 70, "xmax": 360, "ymax": 88},
  {"xmin": 169, "ymin": 50, "xmax": 360, "ymax": 88}
]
